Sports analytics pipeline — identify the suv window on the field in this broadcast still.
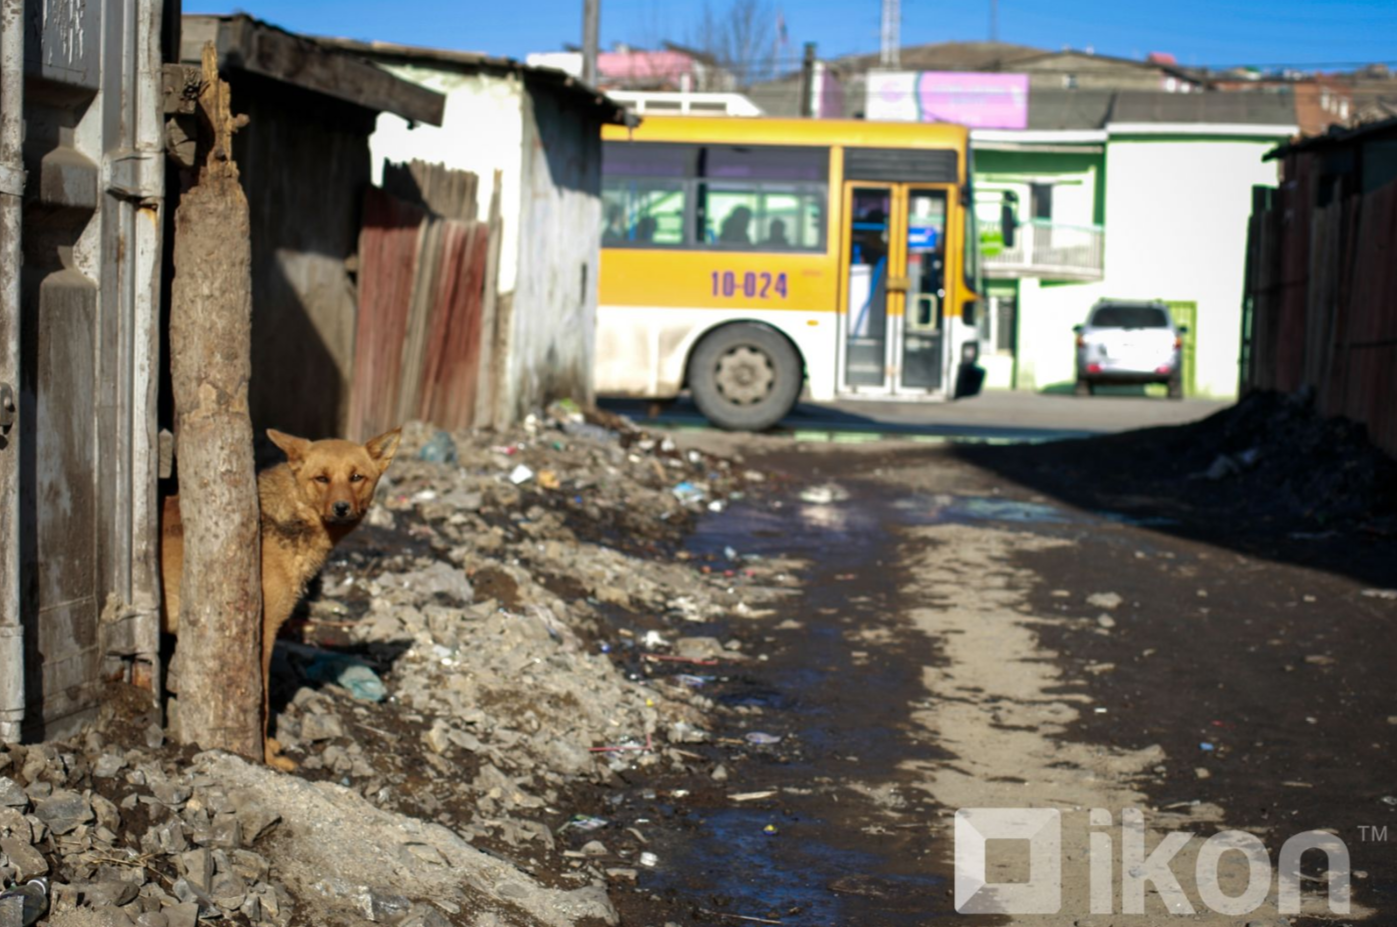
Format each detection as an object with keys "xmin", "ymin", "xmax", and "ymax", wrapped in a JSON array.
[{"xmin": 1091, "ymin": 305, "xmax": 1170, "ymax": 329}]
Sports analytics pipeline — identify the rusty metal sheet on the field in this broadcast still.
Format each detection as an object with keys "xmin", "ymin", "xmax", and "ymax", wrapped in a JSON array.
[{"xmin": 350, "ymin": 174, "xmax": 497, "ymax": 439}]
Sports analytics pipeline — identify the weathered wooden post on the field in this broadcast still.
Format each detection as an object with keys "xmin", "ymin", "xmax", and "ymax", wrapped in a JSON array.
[{"xmin": 167, "ymin": 43, "xmax": 262, "ymax": 758}]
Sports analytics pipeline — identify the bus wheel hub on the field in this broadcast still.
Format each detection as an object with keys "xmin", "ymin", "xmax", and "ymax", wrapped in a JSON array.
[{"xmin": 715, "ymin": 346, "xmax": 774, "ymax": 405}]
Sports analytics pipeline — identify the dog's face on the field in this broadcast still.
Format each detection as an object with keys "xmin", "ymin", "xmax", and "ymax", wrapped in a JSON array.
[{"xmin": 268, "ymin": 428, "xmax": 402, "ymax": 525}]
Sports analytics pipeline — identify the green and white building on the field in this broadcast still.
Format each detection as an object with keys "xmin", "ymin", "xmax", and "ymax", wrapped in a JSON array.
[{"xmin": 970, "ymin": 92, "xmax": 1295, "ymax": 397}]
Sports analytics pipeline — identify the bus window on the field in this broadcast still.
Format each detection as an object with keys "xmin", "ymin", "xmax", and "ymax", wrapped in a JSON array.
[
  {"xmin": 702, "ymin": 185, "xmax": 825, "ymax": 250},
  {"xmin": 602, "ymin": 179, "xmax": 687, "ymax": 246},
  {"xmin": 602, "ymin": 142, "xmax": 696, "ymax": 247},
  {"xmin": 698, "ymin": 145, "xmax": 828, "ymax": 252}
]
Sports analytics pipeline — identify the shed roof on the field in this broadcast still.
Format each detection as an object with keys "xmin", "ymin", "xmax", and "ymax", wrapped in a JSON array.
[
  {"xmin": 318, "ymin": 38, "xmax": 631, "ymax": 126},
  {"xmin": 1264, "ymin": 113, "xmax": 1397, "ymax": 160},
  {"xmin": 181, "ymin": 15, "xmax": 445, "ymax": 126}
]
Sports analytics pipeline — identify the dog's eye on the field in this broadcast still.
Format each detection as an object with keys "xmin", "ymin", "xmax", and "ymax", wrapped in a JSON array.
[
  {"xmin": 349, "ymin": 473, "xmax": 365, "ymax": 483},
  {"xmin": 313, "ymin": 475, "xmax": 330, "ymax": 484}
]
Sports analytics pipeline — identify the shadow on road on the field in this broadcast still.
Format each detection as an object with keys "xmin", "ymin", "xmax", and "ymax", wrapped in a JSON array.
[{"xmin": 950, "ymin": 391, "xmax": 1397, "ymax": 589}]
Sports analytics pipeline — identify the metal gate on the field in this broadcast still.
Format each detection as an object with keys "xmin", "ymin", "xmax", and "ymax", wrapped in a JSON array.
[{"xmin": 0, "ymin": 0, "xmax": 165, "ymax": 741}]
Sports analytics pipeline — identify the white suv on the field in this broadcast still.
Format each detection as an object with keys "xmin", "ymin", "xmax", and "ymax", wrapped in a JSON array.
[{"xmin": 1074, "ymin": 300, "xmax": 1186, "ymax": 399}]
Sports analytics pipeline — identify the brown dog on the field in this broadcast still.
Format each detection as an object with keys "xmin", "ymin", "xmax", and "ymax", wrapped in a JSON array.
[{"xmin": 160, "ymin": 427, "xmax": 401, "ymax": 768}]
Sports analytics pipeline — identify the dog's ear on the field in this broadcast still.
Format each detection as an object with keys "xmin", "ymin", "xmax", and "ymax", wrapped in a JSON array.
[
  {"xmin": 268, "ymin": 429, "xmax": 310, "ymax": 468},
  {"xmin": 365, "ymin": 427, "xmax": 402, "ymax": 474}
]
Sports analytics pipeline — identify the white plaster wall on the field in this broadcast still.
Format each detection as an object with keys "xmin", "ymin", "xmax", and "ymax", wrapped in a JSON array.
[
  {"xmin": 1012, "ymin": 135, "xmax": 1283, "ymax": 397},
  {"xmin": 368, "ymin": 67, "xmax": 525, "ymax": 294}
]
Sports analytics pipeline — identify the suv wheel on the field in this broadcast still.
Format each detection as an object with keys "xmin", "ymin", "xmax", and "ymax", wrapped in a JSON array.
[
  {"xmin": 1074, "ymin": 378, "xmax": 1094, "ymax": 397},
  {"xmin": 689, "ymin": 324, "xmax": 803, "ymax": 430},
  {"xmin": 1167, "ymin": 376, "xmax": 1184, "ymax": 400}
]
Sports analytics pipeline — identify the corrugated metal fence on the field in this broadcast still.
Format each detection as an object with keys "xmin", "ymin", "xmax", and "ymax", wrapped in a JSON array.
[
  {"xmin": 348, "ymin": 161, "xmax": 503, "ymax": 441},
  {"xmin": 1243, "ymin": 164, "xmax": 1397, "ymax": 458}
]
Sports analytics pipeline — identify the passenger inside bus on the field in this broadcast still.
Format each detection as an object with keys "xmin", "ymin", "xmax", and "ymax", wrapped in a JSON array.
[
  {"xmin": 719, "ymin": 207, "xmax": 753, "ymax": 245},
  {"xmin": 765, "ymin": 218, "xmax": 790, "ymax": 248},
  {"xmin": 602, "ymin": 203, "xmax": 625, "ymax": 244},
  {"xmin": 635, "ymin": 216, "xmax": 657, "ymax": 242}
]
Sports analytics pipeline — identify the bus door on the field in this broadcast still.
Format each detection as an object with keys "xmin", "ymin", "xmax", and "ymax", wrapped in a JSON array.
[{"xmin": 838, "ymin": 183, "xmax": 954, "ymax": 396}]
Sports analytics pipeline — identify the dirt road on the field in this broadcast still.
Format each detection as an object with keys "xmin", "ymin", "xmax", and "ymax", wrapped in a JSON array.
[{"xmin": 608, "ymin": 432, "xmax": 1396, "ymax": 926}]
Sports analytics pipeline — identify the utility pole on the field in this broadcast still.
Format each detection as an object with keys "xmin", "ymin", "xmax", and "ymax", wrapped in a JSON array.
[
  {"xmin": 583, "ymin": 0, "xmax": 600, "ymax": 86},
  {"xmin": 990, "ymin": 0, "xmax": 999, "ymax": 42},
  {"xmin": 799, "ymin": 42, "xmax": 817, "ymax": 117},
  {"xmin": 880, "ymin": 0, "xmax": 900, "ymax": 68}
]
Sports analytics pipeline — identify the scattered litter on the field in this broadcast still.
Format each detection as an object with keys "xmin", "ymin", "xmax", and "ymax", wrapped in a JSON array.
[
  {"xmin": 1382, "ymin": 796, "xmax": 1397, "ymax": 807},
  {"xmin": 0, "ymin": 879, "xmax": 47, "ymax": 926},
  {"xmin": 560, "ymin": 815, "xmax": 609, "ymax": 833},
  {"xmin": 643, "ymin": 653, "xmax": 720, "ymax": 666},
  {"xmin": 799, "ymin": 483, "xmax": 849, "ymax": 505},
  {"xmin": 417, "ymin": 430, "xmax": 459, "ymax": 465},
  {"xmin": 508, "ymin": 463, "xmax": 535, "ymax": 485},
  {"xmin": 1362, "ymin": 589, "xmax": 1397, "ymax": 600},
  {"xmin": 672, "ymin": 481, "xmax": 706, "ymax": 505},
  {"xmin": 589, "ymin": 733, "xmax": 655, "ymax": 754},
  {"xmin": 537, "ymin": 469, "xmax": 561, "ymax": 490},
  {"xmin": 762, "ymin": 824, "xmax": 779, "ymax": 835},
  {"xmin": 730, "ymin": 791, "xmax": 778, "ymax": 802},
  {"xmin": 1199, "ymin": 742, "xmax": 1215, "ymax": 752},
  {"xmin": 300, "ymin": 652, "xmax": 387, "ymax": 702},
  {"xmin": 638, "ymin": 852, "xmax": 659, "ymax": 868},
  {"xmin": 676, "ymin": 674, "xmax": 709, "ymax": 688},
  {"xmin": 1197, "ymin": 447, "xmax": 1262, "ymax": 481},
  {"xmin": 744, "ymin": 732, "xmax": 782, "ymax": 745},
  {"xmin": 1087, "ymin": 592, "xmax": 1123, "ymax": 610}
]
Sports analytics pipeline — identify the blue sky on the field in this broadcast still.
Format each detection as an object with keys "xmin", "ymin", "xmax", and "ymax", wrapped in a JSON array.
[{"xmin": 202, "ymin": 1, "xmax": 1397, "ymax": 72}]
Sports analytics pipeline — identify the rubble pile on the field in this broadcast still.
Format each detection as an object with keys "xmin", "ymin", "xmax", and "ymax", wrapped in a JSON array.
[
  {"xmin": 972, "ymin": 388, "xmax": 1397, "ymax": 531},
  {"xmin": 4, "ymin": 405, "xmax": 797, "ymax": 926}
]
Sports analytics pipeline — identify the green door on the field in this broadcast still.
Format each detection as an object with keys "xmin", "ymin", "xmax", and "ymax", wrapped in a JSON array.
[{"xmin": 1165, "ymin": 300, "xmax": 1197, "ymax": 396}]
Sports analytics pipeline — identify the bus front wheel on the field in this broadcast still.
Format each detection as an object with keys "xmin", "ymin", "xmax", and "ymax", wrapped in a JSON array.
[{"xmin": 688, "ymin": 324, "xmax": 802, "ymax": 431}]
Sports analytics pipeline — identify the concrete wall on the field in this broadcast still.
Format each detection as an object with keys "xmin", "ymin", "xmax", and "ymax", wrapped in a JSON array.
[
  {"xmin": 506, "ymin": 81, "xmax": 603, "ymax": 421},
  {"xmin": 369, "ymin": 67, "xmax": 525, "ymax": 294},
  {"xmin": 364, "ymin": 63, "xmax": 607, "ymax": 424},
  {"xmin": 1009, "ymin": 133, "xmax": 1284, "ymax": 398}
]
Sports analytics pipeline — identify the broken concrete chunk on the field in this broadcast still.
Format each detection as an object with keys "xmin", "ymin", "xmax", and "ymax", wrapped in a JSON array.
[
  {"xmin": 33, "ymin": 790, "xmax": 94, "ymax": 835},
  {"xmin": 299, "ymin": 712, "xmax": 344, "ymax": 742},
  {"xmin": 0, "ymin": 777, "xmax": 28, "ymax": 808},
  {"xmin": 0, "ymin": 837, "xmax": 48, "ymax": 880}
]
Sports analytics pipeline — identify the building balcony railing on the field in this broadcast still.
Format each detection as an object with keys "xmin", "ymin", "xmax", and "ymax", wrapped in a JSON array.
[{"xmin": 985, "ymin": 219, "xmax": 1104, "ymax": 281}]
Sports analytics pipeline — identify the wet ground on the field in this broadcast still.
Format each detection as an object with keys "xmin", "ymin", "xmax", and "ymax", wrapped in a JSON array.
[{"xmin": 589, "ymin": 435, "xmax": 1397, "ymax": 926}]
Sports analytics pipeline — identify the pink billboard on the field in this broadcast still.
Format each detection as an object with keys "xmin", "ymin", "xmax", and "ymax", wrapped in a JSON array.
[{"xmin": 866, "ymin": 71, "xmax": 1029, "ymax": 129}]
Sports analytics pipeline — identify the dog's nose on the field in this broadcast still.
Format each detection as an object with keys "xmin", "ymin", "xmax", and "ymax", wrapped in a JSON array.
[{"xmin": 333, "ymin": 501, "xmax": 351, "ymax": 518}]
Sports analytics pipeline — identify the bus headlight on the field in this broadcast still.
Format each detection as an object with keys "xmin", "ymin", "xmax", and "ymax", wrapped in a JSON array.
[{"xmin": 961, "ymin": 340, "xmax": 980, "ymax": 365}]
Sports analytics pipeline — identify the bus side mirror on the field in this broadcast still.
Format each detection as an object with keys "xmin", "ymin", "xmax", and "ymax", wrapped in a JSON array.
[{"xmin": 1001, "ymin": 203, "xmax": 1017, "ymax": 249}]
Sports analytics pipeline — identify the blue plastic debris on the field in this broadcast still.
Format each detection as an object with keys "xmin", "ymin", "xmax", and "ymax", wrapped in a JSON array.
[
  {"xmin": 672, "ymin": 481, "xmax": 706, "ymax": 505},
  {"xmin": 1199, "ymin": 742, "xmax": 1215, "ymax": 752},
  {"xmin": 745, "ymin": 732, "xmax": 782, "ymax": 745},
  {"xmin": 418, "ymin": 430, "xmax": 459, "ymax": 465},
  {"xmin": 302, "ymin": 652, "xmax": 387, "ymax": 702}
]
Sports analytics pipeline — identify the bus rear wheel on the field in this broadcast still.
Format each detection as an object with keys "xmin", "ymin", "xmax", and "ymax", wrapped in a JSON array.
[{"xmin": 689, "ymin": 324, "xmax": 802, "ymax": 431}]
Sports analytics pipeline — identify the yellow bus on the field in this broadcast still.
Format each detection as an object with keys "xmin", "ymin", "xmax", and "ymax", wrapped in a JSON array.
[{"xmin": 596, "ymin": 116, "xmax": 1012, "ymax": 430}]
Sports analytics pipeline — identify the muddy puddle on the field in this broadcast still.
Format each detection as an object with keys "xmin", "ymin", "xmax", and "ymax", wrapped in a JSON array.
[
  {"xmin": 608, "ymin": 470, "xmax": 1312, "ymax": 925},
  {"xmin": 614, "ymin": 483, "xmax": 1131, "ymax": 924}
]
